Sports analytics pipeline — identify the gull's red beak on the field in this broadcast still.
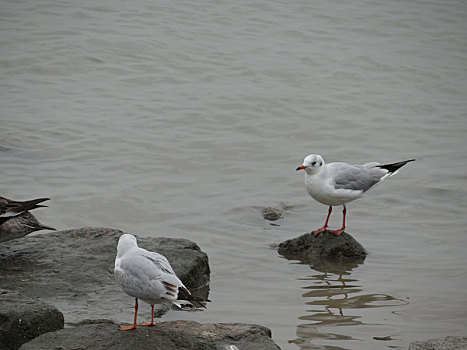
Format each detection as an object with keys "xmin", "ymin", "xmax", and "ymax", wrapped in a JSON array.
[{"xmin": 296, "ymin": 165, "xmax": 306, "ymax": 171}]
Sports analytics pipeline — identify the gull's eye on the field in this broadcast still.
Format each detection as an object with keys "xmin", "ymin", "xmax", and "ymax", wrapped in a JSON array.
[{"xmin": 311, "ymin": 161, "xmax": 316, "ymax": 166}]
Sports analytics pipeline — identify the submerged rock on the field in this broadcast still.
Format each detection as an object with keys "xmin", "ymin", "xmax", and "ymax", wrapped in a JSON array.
[
  {"xmin": 409, "ymin": 336, "xmax": 467, "ymax": 350},
  {"xmin": 278, "ymin": 230, "xmax": 367, "ymax": 264},
  {"xmin": 19, "ymin": 320, "xmax": 281, "ymax": 350},
  {"xmin": 0, "ymin": 299, "xmax": 64, "ymax": 350},
  {"xmin": 0, "ymin": 228, "xmax": 210, "ymax": 323},
  {"xmin": 262, "ymin": 207, "xmax": 284, "ymax": 221}
]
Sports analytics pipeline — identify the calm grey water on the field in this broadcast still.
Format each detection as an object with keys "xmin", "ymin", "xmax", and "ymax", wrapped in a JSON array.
[{"xmin": 2, "ymin": 0, "xmax": 467, "ymax": 349}]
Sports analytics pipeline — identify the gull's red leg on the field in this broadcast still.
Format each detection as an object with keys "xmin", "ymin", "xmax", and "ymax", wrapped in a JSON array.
[
  {"xmin": 140, "ymin": 304, "xmax": 156, "ymax": 327},
  {"xmin": 330, "ymin": 205, "xmax": 346, "ymax": 236},
  {"xmin": 120, "ymin": 298, "xmax": 138, "ymax": 330},
  {"xmin": 312, "ymin": 206, "xmax": 332, "ymax": 236}
]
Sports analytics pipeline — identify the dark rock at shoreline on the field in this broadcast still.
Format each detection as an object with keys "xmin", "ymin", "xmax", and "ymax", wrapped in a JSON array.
[
  {"xmin": 0, "ymin": 228, "xmax": 210, "ymax": 323},
  {"xmin": 0, "ymin": 299, "xmax": 64, "ymax": 350},
  {"xmin": 278, "ymin": 230, "xmax": 367, "ymax": 264},
  {"xmin": 262, "ymin": 207, "xmax": 284, "ymax": 221},
  {"xmin": 19, "ymin": 320, "xmax": 281, "ymax": 350},
  {"xmin": 409, "ymin": 336, "xmax": 467, "ymax": 350}
]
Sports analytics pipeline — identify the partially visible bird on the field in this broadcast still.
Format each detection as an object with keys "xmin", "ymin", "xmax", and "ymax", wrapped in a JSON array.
[
  {"xmin": 0, "ymin": 196, "xmax": 55, "ymax": 243},
  {"xmin": 0, "ymin": 196, "xmax": 50, "ymax": 217},
  {"xmin": 114, "ymin": 233, "xmax": 209, "ymax": 331},
  {"xmin": 296, "ymin": 154, "xmax": 415, "ymax": 236}
]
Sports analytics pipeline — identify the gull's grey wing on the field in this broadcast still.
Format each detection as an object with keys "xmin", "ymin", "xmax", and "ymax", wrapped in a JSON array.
[
  {"xmin": 115, "ymin": 249, "xmax": 183, "ymax": 302},
  {"xmin": 329, "ymin": 163, "xmax": 385, "ymax": 193},
  {"xmin": 140, "ymin": 249, "xmax": 186, "ymax": 288},
  {"xmin": 141, "ymin": 251, "xmax": 175, "ymax": 275}
]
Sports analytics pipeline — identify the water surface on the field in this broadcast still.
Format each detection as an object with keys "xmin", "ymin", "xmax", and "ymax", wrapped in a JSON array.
[{"xmin": 1, "ymin": 0, "xmax": 466, "ymax": 349}]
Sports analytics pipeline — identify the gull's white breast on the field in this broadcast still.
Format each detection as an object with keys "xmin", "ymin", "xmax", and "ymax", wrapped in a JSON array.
[{"xmin": 305, "ymin": 171, "xmax": 364, "ymax": 206}]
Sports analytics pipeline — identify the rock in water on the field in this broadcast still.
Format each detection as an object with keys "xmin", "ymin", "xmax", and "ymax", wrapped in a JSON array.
[
  {"xmin": 278, "ymin": 230, "xmax": 367, "ymax": 264},
  {"xmin": 0, "ymin": 299, "xmax": 64, "ymax": 350},
  {"xmin": 18, "ymin": 320, "xmax": 281, "ymax": 350},
  {"xmin": 409, "ymin": 336, "xmax": 467, "ymax": 350},
  {"xmin": 262, "ymin": 207, "xmax": 283, "ymax": 221}
]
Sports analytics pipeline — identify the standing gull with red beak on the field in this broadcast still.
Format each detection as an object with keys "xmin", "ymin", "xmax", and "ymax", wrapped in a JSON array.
[{"xmin": 296, "ymin": 154, "xmax": 415, "ymax": 236}]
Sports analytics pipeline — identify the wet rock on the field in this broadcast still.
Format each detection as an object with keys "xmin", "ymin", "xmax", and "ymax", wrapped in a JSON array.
[
  {"xmin": 0, "ymin": 299, "xmax": 64, "ymax": 350},
  {"xmin": 278, "ymin": 230, "xmax": 367, "ymax": 264},
  {"xmin": 262, "ymin": 207, "xmax": 283, "ymax": 221},
  {"xmin": 0, "ymin": 228, "xmax": 210, "ymax": 323},
  {"xmin": 19, "ymin": 320, "xmax": 281, "ymax": 350},
  {"xmin": 408, "ymin": 336, "xmax": 467, "ymax": 350}
]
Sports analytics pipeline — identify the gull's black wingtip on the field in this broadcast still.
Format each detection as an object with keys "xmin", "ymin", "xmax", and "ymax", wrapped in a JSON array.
[{"xmin": 377, "ymin": 159, "xmax": 415, "ymax": 173}]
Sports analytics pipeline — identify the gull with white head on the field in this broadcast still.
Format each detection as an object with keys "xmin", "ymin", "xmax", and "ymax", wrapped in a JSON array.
[
  {"xmin": 114, "ymin": 233, "xmax": 208, "ymax": 330},
  {"xmin": 296, "ymin": 154, "xmax": 415, "ymax": 236}
]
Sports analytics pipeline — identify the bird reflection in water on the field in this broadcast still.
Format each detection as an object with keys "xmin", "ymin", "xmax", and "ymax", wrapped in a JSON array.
[{"xmin": 289, "ymin": 260, "xmax": 408, "ymax": 350}]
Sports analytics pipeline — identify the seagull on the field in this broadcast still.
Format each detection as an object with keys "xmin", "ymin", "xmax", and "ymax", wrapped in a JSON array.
[
  {"xmin": 0, "ymin": 196, "xmax": 55, "ymax": 243},
  {"xmin": 296, "ymin": 154, "xmax": 415, "ymax": 236},
  {"xmin": 114, "ymin": 233, "xmax": 209, "ymax": 331}
]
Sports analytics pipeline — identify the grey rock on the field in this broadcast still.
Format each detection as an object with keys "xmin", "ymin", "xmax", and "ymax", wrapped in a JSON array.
[
  {"xmin": 278, "ymin": 230, "xmax": 367, "ymax": 264},
  {"xmin": 408, "ymin": 336, "xmax": 467, "ymax": 350},
  {"xmin": 0, "ymin": 228, "xmax": 210, "ymax": 323},
  {"xmin": 262, "ymin": 207, "xmax": 283, "ymax": 221},
  {"xmin": 19, "ymin": 320, "xmax": 281, "ymax": 350},
  {"xmin": 0, "ymin": 299, "xmax": 64, "ymax": 350}
]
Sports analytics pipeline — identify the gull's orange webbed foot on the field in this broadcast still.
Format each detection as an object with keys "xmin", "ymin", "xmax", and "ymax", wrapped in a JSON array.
[
  {"xmin": 312, "ymin": 227, "xmax": 327, "ymax": 236},
  {"xmin": 329, "ymin": 229, "xmax": 345, "ymax": 236},
  {"xmin": 119, "ymin": 324, "xmax": 137, "ymax": 331},
  {"xmin": 140, "ymin": 322, "xmax": 156, "ymax": 327}
]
